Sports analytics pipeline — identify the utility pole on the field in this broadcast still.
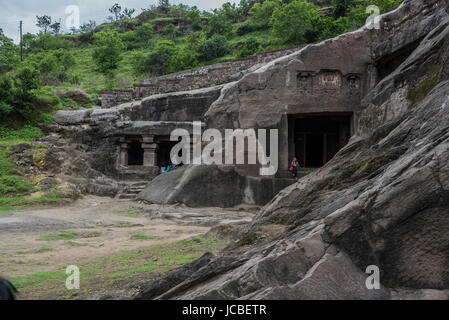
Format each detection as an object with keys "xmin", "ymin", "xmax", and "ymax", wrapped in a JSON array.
[{"xmin": 19, "ymin": 20, "xmax": 23, "ymax": 62}]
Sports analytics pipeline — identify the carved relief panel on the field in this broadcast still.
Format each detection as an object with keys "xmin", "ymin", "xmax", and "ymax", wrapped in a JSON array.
[
  {"xmin": 346, "ymin": 74, "xmax": 362, "ymax": 95},
  {"xmin": 296, "ymin": 72, "xmax": 313, "ymax": 91},
  {"xmin": 318, "ymin": 70, "xmax": 342, "ymax": 91}
]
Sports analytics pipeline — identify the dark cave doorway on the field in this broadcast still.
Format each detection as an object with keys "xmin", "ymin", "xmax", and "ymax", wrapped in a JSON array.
[
  {"xmin": 127, "ymin": 140, "xmax": 144, "ymax": 166},
  {"xmin": 289, "ymin": 114, "xmax": 352, "ymax": 168},
  {"xmin": 157, "ymin": 140, "xmax": 182, "ymax": 167}
]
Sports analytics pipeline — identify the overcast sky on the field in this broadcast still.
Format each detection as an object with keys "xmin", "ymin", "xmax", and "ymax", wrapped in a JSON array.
[{"xmin": 0, "ymin": 0, "xmax": 239, "ymax": 43}]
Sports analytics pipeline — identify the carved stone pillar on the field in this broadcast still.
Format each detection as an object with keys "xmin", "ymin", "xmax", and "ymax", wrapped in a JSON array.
[
  {"xmin": 120, "ymin": 143, "xmax": 129, "ymax": 166},
  {"xmin": 142, "ymin": 135, "xmax": 158, "ymax": 167}
]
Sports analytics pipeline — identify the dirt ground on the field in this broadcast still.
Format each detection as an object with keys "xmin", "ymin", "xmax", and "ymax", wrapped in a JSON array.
[{"xmin": 0, "ymin": 196, "xmax": 255, "ymax": 299}]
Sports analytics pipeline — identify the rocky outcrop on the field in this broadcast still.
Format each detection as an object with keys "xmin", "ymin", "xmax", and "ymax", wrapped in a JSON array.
[
  {"xmin": 137, "ymin": 165, "xmax": 296, "ymax": 207},
  {"xmin": 133, "ymin": 0, "xmax": 449, "ymax": 300}
]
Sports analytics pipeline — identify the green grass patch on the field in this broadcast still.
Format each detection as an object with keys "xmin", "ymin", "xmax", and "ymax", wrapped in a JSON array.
[
  {"xmin": 0, "ymin": 126, "xmax": 43, "ymax": 145},
  {"xmin": 129, "ymin": 233, "xmax": 159, "ymax": 241},
  {"xmin": 0, "ymin": 194, "xmax": 71, "ymax": 211},
  {"xmin": 37, "ymin": 230, "xmax": 101, "ymax": 242},
  {"xmin": 11, "ymin": 237, "xmax": 227, "ymax": 299},
  {"xmin": 0, "ymin": 175, "xmax": 31, "ymax": 195},
  {"xmin": 115, "ymin": 208, "xmax": 142, "ymax": 217}
]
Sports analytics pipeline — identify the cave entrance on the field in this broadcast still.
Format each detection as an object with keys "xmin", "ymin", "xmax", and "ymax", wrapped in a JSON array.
[
  {"xmin": 289, "ymin": 113, "xmax": 352, "ymax": 168},
  {"xmin": 157, "ymin": 139, "xmax": 181, "ymax": 167},
  {"xmin": 127, "ymin": 140, "xmax": 144, "ymax": 166}
]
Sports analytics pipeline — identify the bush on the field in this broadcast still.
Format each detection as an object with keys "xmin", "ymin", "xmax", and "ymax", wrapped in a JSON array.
[
  {"xmin": 235, "ymin": 20, "xmax": 266, "ymax": 36},
  {"xmin": 12, "ymin": 66, "xmax": 40, "ymax": 116},
  {"xmin": 0, "ymin": 176, "xmax": 31, "ymax": 195},
  {"xmin": 0, "ymin": 31, "xmax": 19, "ymax": 73},
  {"xmin": 27, "ymin": 33, "xmax": 69, "ymax": 52},
  {"xmin": 33, "ymin": 93, "xmax": 60, "ymax": 109},
  {"xmin": 34, "ymin": 113, "xmax": 55, "ymax": 126},
  {"xmin": 270, "ymin": 0, "xmax": 321, "ymax": 45},
  {"xmin": 0, "ymin": 126, "xmax": 43, "ymax": 142},
  {"xmin": 199, "ymin": 35, "xmax": 229, "ymax": 60},
  {"xmin": 92, "ymin": 31, "xmax": 125, "ymax": 77},
  {"xmin": 168, "ymin": 51, "xmax": 198, "ymax": 73},
  {"xmin": 249, "ymin": 0, "xmax": 282, "ymax": 29},
  {"xmin": 135, "ymin": 23, "xmax": 153, "ymax": 43},
  {"xmin": 206, "ymin": 13, "xmax": 233, "ymax": 37},
  {"xmin": 236, "ymin": 38, "xmax": 261, "ymax": 58}
]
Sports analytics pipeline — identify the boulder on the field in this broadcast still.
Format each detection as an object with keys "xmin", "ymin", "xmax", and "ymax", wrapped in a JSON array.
[{"xmin": 53, "ymin": 110, "xmax": 91, "ymax": 125}]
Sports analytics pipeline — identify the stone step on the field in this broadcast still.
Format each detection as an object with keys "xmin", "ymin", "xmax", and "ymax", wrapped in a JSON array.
[{"xmin": 116, "ymin": 193, "xmax": 137, "ymax": 200}]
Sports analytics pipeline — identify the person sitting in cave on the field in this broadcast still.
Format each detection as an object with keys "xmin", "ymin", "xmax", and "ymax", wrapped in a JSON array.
[
  {"xmin": 290, "ymin": 157, "xmax": 300, "ymax": 178},
  {"xmin": 171, "ymin": 156, "xmax": 178, "ymax": 169}
]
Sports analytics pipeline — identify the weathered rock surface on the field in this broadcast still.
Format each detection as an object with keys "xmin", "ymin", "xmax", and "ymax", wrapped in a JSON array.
[
  {"xmin": 133, "ymin": 0, "xmax": 449, "ymax": 300},
  {"xmin": 53, "ymin": 110, "xmax": 91, "ymax": 125},
  {"xmin": 137, "ymin": 165, "xmax": 296, "ymax": 207}
]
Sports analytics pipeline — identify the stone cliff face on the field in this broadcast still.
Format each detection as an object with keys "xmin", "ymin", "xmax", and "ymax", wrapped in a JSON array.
[{"xmin": 134, "ymin": 0, "xmax": 449, "ymax": 299}]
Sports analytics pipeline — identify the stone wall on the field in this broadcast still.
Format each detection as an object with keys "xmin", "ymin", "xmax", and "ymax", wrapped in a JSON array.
[
  {"xmin": 99, "ymin": 90, "xmax": 134, "ymax": 109},
  {"xmin": 133, "ymin": 46, "xmax": 304, "ymax": 99}
]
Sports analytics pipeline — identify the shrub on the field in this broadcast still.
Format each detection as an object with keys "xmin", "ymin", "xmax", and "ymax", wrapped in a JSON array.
[
  {"xmin": 205, "ymin": 13, "xmax": 233, "ymax": 37},
  {"xmin": 0, "ymin": 126, "xmax": 43, "ymax": 142},
  {"xmin": 236, "ymin": 38, "xmax": 261, "ymax": 58},
  {"xmin": 34, "ymin": 113, "xmax": 55, "ymax": 126},
  {"xmin": 0, "ymin": 31, "xmax": 19, "ymax": 73},
  {"xmin": 199, "ymin": 35, "xmax": 229, "ymax": 60},
  {"xmin": 0, "ymin": 176, "xmax": 31, "ymax": 195},
  {"xmin": 270, "ymin": 0, "xmax": 321, "ymax": 45},
  {"xmin": 33, "ymin": 93, "xmax": 60, "ymax": 109},
  {"xmin": 92, "ymin": 31, "xmax": 125, "ymax": 78}
]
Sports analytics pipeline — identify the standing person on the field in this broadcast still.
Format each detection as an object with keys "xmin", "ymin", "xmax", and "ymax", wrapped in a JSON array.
[{"xmin": 290, "ymin": 157, "xmax": 299, "ymax": 178}]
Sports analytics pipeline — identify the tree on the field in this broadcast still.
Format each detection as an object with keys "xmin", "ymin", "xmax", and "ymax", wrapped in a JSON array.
[
  {"xmin": 333, "ymin": 0, "xmax": 354, "ymax": 17},
  {"xmin": 164, "ymin": 24, "xmax": 177, "ymax": 39},
  {"xmin": 199, "ymin": 35, "xmax": 229, "ymax": 60},
  {"xmin": 120, "ymin": 8, "xmax": 135, "ymax": 19},
  {"xmin": 80, "ymin": 20, "xmax": 97, "ymax": 33},
  {"xmin": 206, "ymin": 12, "xmax": 233, "ymax": 37},
  {"xmin": 220, "ymin": 2, "xmax": 240, "ymax": 23},
  {"xmin": 0, "ymin": 77, "xmax": 14, "ymax": 120},
  {"xmin": 270, "ymin": 0, "xmax": 321, "ymax": 45},
  {"xmin": 13, "ymin": 65, "xmax": 40, "ymax": 115},
  {"xmin": 50, "ymin": 20, "xmax": 61, "ymax": 35},
  {"xmin": 53, "ymin": 49, "xmax": 76, "ymax": 71},
  {"xmin": 0, "ymin": 32, "xmax": 19, "ymax": 73},
  {"xmin": 108, "ymin": 3, "xmax": 122, "ymax": 22},
  {"xmin": 249, "ymin": 0, "xmax": 282, "ymax": 29},
  {"xmin": 92, "ymin": 31, "xmax": 124, "ymax": 78},
  {"xmin": 185, "ymin": 6, "xmax": 202, "ymax": 29},
  {"xmin": 236, "ymin": 37, "xmax": 261, "ymax": 58},
  {"xmin": 36, "ymin": 15, "xmax": 52, "ymax": 34},
  {"xmin": 158, "ymin": 0, "xmax": 171, "ymax": 14},
  {"xmin": 135, "ymin": 23, "xmax": 153, "ymax": 43}
]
